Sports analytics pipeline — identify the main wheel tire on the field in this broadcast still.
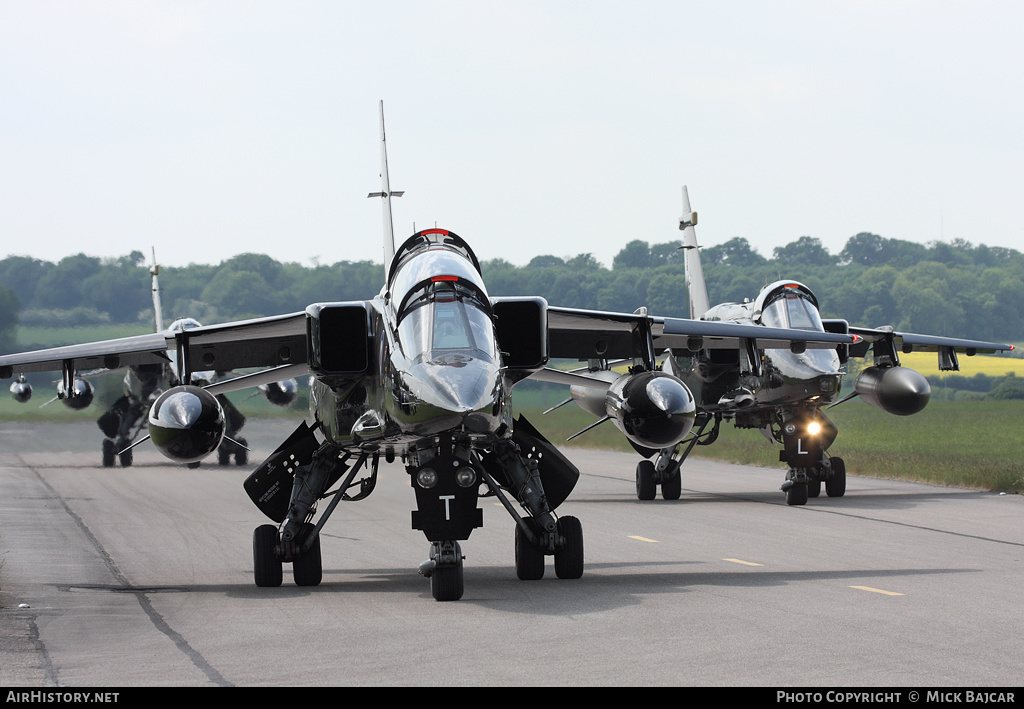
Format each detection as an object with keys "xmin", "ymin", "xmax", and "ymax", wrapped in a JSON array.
[
  {"xmin": 826, "ymin": 457, "xmax": 847, "ymax": 498},
  {"xmin": 119, "ymin": 446, "xmax": 133, "ymax": 468},
  {"xmin": 293, "ymin": 523, "xmax": 323, "ymax": 587},
  {"xmin": 636, "ymin": 460, "xmax": 657, "ymax": 500},
  {"xmin": 102, "ymin": 439, "xmax": 115, "ymax": 468},
  {"xmin": 253, "ymin": 524, "xmax": 283, "ymax": 587},
  {"xmin": 553, "ymin": 516, "xmax": 584, "ymax": 580},
  {"xmin": 786, "ymin": 482, "xmax": 809, "ymax": 506},
  {"xmin": 661, "ymin": 461, "xmax": 682, "ymax": 501},
  {"xmin": 234, "ymin": 438, "xmax": 248, "ymax": 466},
  {"xmin": 515, "ymin": 521, "xmax": 545, "ymax": 580}
]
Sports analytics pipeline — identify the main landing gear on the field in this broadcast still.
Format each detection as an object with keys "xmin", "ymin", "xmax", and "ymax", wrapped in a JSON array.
[
  {"xmin": 635, "ymin": 413, "xmax": 720, "ymax": 500},
  {"xmin": 217, "ymin": 436, "xmax": 248, "ymax": 466},
  {"xmin": 98, "ymin": 395, "xmax": 147, "ymax": 468},
  {"xmin": 217, "ymin": 395, "xmax": 248, "ymax": 465},
  {"xmin": 102, "ymin": 437, "xmax": 135, "ymax": 468},
  {"xmin": 253, "ymin": 521, "xmax": 323, "ymax": 587},
  {"xmin": 513, "ymin": 514, "xmax": 584, "ymax": 581},
  {"xmin": 245, "ymin": 423, "xmax": 376, "ymax": 590}
]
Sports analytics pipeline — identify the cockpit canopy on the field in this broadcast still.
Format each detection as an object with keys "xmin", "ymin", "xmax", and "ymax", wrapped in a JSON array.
[
  {"xmin": 757, "ymin": 282, "xmax": 825, "ymax": 332},
  {"xmin": 168, "ymin": 317, "xmax": 203, "ymax": 333},
  {"xmin": 388, "ymin": 229, "xmax": 483, "ymax": 292}
]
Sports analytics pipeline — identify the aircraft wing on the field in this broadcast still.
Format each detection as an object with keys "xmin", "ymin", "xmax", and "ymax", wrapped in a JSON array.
[
  {"xmin": 847, "ymin": 326, "xmax": 1013, "ymax": 355},
  {"xmin": 169, "ymin": 312, "xmax": 308, "ymax": 373},
  {"xmin": 842, "ymin": 325, "xmax": 1014, "ymax": 371},
  {"xmin": 0, "ymin": 311, "xmax": 307, "ymax": 382},
  {"xmin": 0, "ymin": 332, "xmax": 173, "ymax": 376},
  {"xmin": 545, "ymin": 305, "xmax": 856, "ymax": 361}
]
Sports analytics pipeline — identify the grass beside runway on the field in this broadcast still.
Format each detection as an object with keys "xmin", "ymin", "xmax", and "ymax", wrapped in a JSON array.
[{"xmin": 518, "ymin": 399, "xmax": 1024, "ymax": 494}]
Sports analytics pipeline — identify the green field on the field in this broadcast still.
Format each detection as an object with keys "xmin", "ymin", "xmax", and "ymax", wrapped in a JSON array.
[{"xmin": 520, "ymin": 398, "xmax": 1024, "ymax": 494}]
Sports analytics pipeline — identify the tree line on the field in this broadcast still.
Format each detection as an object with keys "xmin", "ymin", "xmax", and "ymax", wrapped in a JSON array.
[{"xmin": 1, "ymin": 231, "xmax": 1023, "ymax": 350}]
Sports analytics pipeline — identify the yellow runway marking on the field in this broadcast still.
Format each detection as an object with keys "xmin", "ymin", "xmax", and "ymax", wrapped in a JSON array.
[
  {"xmin": 723, "ymin": 558, "xmax": 763, "ymax": 566},
  {"xmin": 629, "ymin": 536, "xmax": 659, "ymax": 543},
  {"xmin": 851, "ymin": 586, "xmax": 904, "ymax": 596}
]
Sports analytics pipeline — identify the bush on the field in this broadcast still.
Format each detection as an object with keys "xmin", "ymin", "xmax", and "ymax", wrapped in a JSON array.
[{"xmin": 989, "ymin": 373, "xmax": 1024, "ymax": 400}]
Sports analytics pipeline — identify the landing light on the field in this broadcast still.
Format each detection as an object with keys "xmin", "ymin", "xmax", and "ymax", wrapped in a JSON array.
[
  {"xmin": 807, "ymin": 422, "xmax": 821, "ymax": 435},
  {"xmin": 456, "ymin": 467, "xmax": 477, "ymax": 488},
  {"xmin": 417, "ymin": 468, "xmax": 438, "ymax": 488}
]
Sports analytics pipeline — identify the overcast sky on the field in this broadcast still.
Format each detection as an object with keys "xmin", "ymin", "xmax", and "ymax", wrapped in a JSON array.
[{"xmin": 2, "ymin": 1, "xmax": 1022, "ymax": 270}]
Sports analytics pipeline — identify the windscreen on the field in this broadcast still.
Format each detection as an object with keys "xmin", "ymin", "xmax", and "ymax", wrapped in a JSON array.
[
  {"xmin": 760, "ymin": 291, "xmax": 825, "ymax": 332},
  {"xmin": 397, "ymin": 280, "xmax": 496, "ymax": 364}
]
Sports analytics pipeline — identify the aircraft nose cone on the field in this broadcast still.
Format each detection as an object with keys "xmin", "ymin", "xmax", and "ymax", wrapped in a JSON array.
[{"xmin": 404, "ymin": 357, "xmax": 505, "ymax": 434}]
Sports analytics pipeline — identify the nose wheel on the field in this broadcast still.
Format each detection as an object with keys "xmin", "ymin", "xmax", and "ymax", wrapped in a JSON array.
[{"xmin": 420, "ymin": 541, "xmax": 465, "ymax": 601}]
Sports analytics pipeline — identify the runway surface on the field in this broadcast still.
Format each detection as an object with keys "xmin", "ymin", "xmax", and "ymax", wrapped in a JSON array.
[{"xmin": 1, "ymin": 418, "xmax": 1021, "ymax": 687}]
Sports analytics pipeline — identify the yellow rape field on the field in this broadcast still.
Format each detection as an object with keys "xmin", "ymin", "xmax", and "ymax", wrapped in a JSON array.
[{"xmin": 897, "ymin": 350, "xmax": 1023, "ymax": 377}]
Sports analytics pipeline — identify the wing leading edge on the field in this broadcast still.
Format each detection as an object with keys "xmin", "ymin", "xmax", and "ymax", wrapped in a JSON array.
[
  {"xmin": 0, "ymin": 332, "xmax": 173, "ymax": 377},
  {"xmin": 545, "ymin": 305, "xmax": 858, "ymax": 362}
]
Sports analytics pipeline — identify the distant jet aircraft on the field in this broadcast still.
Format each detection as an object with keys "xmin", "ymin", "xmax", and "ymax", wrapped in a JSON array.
[
  {"xmin": 0, "ymin": 106, "xmax": 857, "ymax": 601},
  {"xmin": 7, "ymin": 248, "xmax": 298, "ymax": 467},
  {"xmin": 534, "ymin": 187, "xmax": 1014, "ymax": 506}
]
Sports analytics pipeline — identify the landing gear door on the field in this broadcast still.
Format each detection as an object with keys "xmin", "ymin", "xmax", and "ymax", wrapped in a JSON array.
[
  {"xmin": 243, "ymin": 421, "xmax": 321, "ymax": 522},
  {"xmin": 782, "ymin": 430, "xmax": 823, "ymax": 469}
]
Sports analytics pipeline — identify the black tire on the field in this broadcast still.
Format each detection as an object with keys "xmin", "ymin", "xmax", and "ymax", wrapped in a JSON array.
[
  {"xmin": 218, "ymin": 446, "xmax": 231, "ymax": 466},
  {"xmin": 292, "ymin": 524, "xmax": 322, "ymax": 587},
  {"xmin": 807, "ymin": 478, "xmax": 821, "ymax": 498},
  {"xmin": 661, "ymin": 461, "xmax": 681, "ymax": 501},
  {"xmin": 515, "ymin": 521, "xmax": 545, "ymax": 580},
  {"xmin": 102, "ymin": 439, "xmax": 115, "ymax": 468},
  {"xmin": 786, "ymin": 482, "xmax": 808, "ymax": 506},
  {"xmin": 826, "ymin": 457, "xmax": 847, "ymax": 498},
  {"xmin": 234, "ymin": 438, "xmax": 248, "ymax": 466},
  {"xmin": 119, "ymin": 446, "xmax": 133, "ymax": 468},
  {"xmin": 253, "ymin": 525, "xmax": 283, "ymax": 587},
  {"xmin": 431, "ymin": 544, "xmax": 464, "ymax": 601},
  {"xmin": 553, "ymin": 516, "xmax": 584, "ymax": 580},
  {"xmin": 636, "ymin": 460, "xmax": 657, "ymax": 501}
]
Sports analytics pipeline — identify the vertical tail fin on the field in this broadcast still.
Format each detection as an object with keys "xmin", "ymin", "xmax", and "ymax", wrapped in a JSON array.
[
  {"xmin": 367, "ymin": 100, "xmax": 404, "ymax": 279},
  {"xmin": 679, "ymin": 186, "xmax": 710, "ymax": 319},
  {"xmin": 150, "ymin": 247, "xmax": 164, "ymax": 332}
]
